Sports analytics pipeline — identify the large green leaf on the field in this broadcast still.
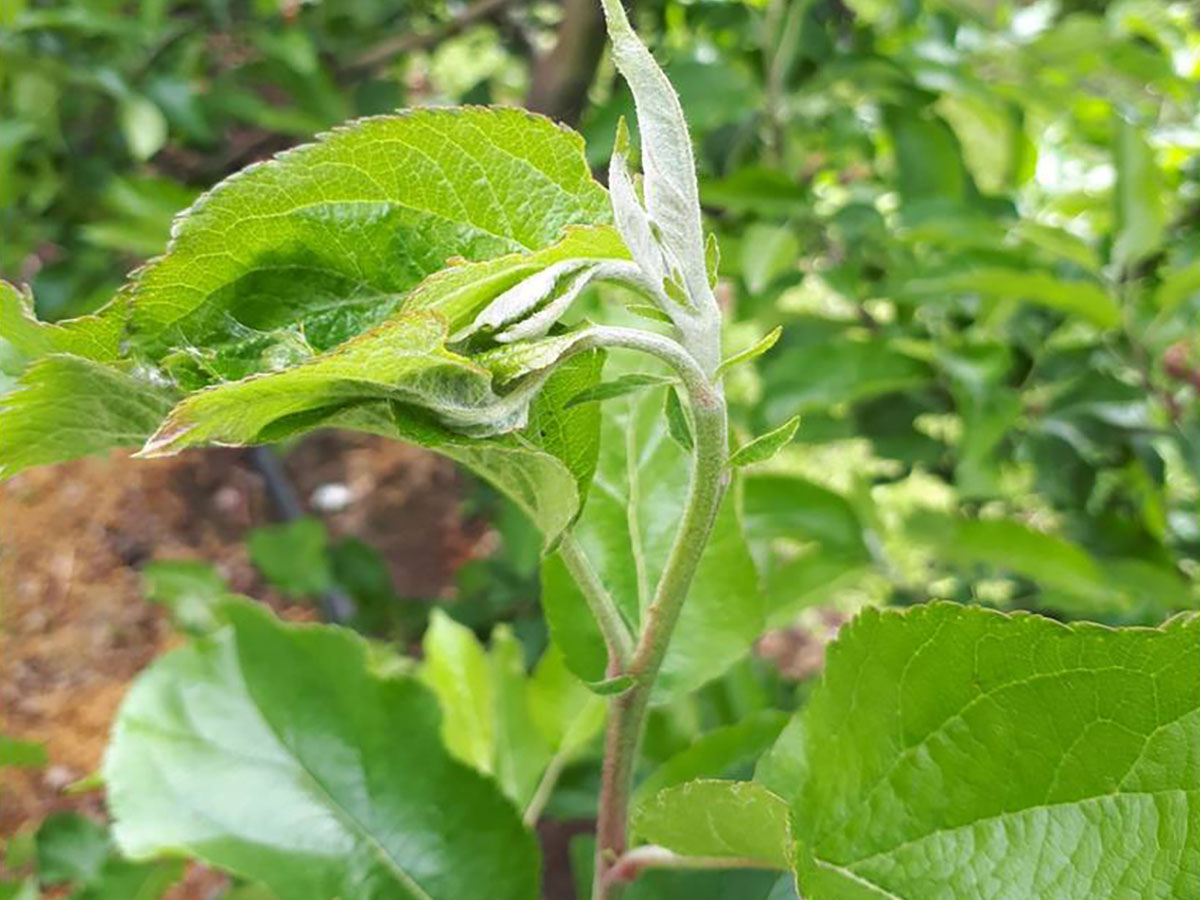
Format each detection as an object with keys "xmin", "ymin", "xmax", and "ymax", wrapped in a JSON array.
[
  {"xmin": 542, "ymin": 379, "xmax": 763, "ymax": 697},
  {"xmin": 0, "ymin": 355, "xmax": 175, "ymax": 477},
  {"xmin": 105, "ymin": 601, "xmax": 540, "ymax": 900},
  {"xmin": 123, "ymin": 108, "xmax": 611, "ymax": 372},
  {"xmin": 759, "ymin": 603, "xmax": 1200, "ymax": 900}
]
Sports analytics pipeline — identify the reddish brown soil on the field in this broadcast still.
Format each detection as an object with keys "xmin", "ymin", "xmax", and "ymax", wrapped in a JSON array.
[{"xmin": 0, "ymin": 435, "xmax": 479, "ymax": 894}]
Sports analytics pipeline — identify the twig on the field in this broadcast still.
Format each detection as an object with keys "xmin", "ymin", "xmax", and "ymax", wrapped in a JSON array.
[
  {"xmin": 341, "ymin": 0, "xmax": 520, "ymax": 77},
  {"xmin": 525, "ymin": 0, "xmax": 610, "ymax": 125}
]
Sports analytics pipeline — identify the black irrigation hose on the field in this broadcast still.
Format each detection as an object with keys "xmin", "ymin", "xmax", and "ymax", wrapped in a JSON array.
[{"xmin": 248, "ymin": 446, "xmax": 357, "ymax": 624}]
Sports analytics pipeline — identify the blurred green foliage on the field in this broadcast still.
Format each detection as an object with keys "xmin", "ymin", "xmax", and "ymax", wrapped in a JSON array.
[{"xmin": 2, "ymin": 0, "xmax": 1197, "ymax": 635}]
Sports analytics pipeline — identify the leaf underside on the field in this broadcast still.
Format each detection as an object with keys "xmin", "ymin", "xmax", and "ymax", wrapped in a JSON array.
[{"xmin": 105, "ymin": 601, "xmax": 540, "ymax": 900}]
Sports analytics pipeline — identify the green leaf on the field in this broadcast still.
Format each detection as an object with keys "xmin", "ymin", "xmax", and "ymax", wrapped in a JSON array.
[
  {"xmin": 729, "ymin": 415, "xmax": 800, "ymax": 468},
  {"xmin": 906, "ymin": 512, "xmax": 1145, "ymax": 617},
  {"xmin": 106, "ymin": 601, "xmax": 540, "ymax": 900},
  {"xmin": 634, "ymin": 711, "xmax": 789, "ymax": 807},
  {"xmin": 75, "ymin": 858, "xmax": 185, "ymax": 900},
  {"xmin": 139, "ymin": 312, "xmax": 494, "ymax": 455},
  {"xmin": 0, "ymin": 736, "xmax": 46, "ymax": 769},
  {"xmin": 761, "ymin": 338, "xmax": 931, "ymax": 422},
  {"xmin": 884, "ymin": 105, "xmax": 972, "ymax": 207},
  {"xmin": 762, "ymin": 603, "xmax": 1200, "ymax": 900},
  {"xmin": 141, "ymin": 317, "xmax": 605, "ymax": 547},
  {"xmin": 0, "ymin": 356, "xmax": 175, "ymax": 478},
  {"xmin": 141, "ymin": 560, "xmax": 233, "ymax": 636},
  {"xmin": 0, "ymin": 281, "xmax": 123, "ymax": 363},
  {"xmin": 419, "ymin": 610, "xmax": 496, "ymax": 775},
  {"xmin": 663, "ymin": 385, "xmax": 693, "ymax": 452},
  {"xmin": 247, "ymin": 518, "xmax": 334, "ymax": 598},
  {"xmin": 1155, "ymin": 262, "xmax": 1200, "ymax": 311},
  {"xmin": 936, "ymin": 93, "xmax": 1030, "ymax": 195},
  {"xmin": 526, "ymin": 645, "xmax": 606, "ymax": 760},
  {"xmin": 742, "ymin": 474, "xmax": 869, "ymax": 562},
  {"xmin": 35, "ymin": 813, "xmax": 109, "ymax": 886},
  {"xmin": 716, "ymin": 326, "xmax": 781, "ymax": 379},
  {"xmin": 741, "ymin": 224, "xmax": 799, "ymax": 295},
  {"xmin": 542, "ymin": 382, "xmax": 763, "ymax": 697},
  {"xmin": 565, "ymin": 373, "xmax": 675, "ymax": 408},
  {"xmin": 119, "ymin": 95, "xmax": 168, "ymax": 161},
  {"xmin": 1113, "ymin": 117, "xmax": 1166, "ymax": 267},
  {"xmin": 904, "ymin": 268, "xmax": 1120, "ymax": 328},
  {"xmin": 705, "ymin": 232, "xmax": 720, "ymax": 288},
  {"xmin": 625, "ymin": 303, "xmax": 674, "ymax": 324},
  {"xmin": 420, "ymin": 617, "xmax": 597, "ymax": 811},
  {"xmin": 490, "ymin": 626, "xmax": 551, "ymax": 808},
  {"xmin": 634, "ymin": 780, "xmax": 793, "ymax": 870},
  {"xmin": 125, "ymin": 108, "xmax": 611, "ymax": 370}
]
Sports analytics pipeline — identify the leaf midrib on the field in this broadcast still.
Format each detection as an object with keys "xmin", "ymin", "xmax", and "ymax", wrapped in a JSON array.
[{"xmin": 126, "ymin": 711, "xmax": 438, "ymax": 900}]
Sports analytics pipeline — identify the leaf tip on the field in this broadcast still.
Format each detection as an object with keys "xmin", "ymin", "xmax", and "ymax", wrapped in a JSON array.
[{"xmin": 136, "ymin": 422, "xmax": 193, "ymax": 459}]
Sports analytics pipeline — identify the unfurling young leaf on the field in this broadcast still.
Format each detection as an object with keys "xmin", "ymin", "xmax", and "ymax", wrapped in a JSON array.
[
  {"xmin": 598, "ymin": 0, "xmax": 722, "ymax": 373},
  {"xmin": 704, "ymin": 232, "xmax": 721, "ymax": 288},
  {"xmin": 728, "ymin": 414, "xmax": 799, "ymax": 468}
]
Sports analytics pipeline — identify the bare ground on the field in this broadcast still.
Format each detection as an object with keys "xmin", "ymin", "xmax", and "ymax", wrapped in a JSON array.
[{"xmin": 0, "ymin": 435, "xmax": 480, "ymax": 895}]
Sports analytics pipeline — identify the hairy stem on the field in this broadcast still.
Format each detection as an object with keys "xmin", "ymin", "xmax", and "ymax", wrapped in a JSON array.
[{"xmin": 591, "ymin": 379, "xmax": 728, "ymax": 899}]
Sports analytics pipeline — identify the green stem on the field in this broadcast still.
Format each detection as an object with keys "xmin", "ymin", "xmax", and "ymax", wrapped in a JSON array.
[
  {"xmin": 559, "ymin": 532, "xmax": 634, "ymax": 672},
  {"xmin": 591, "ymin": 380, "xmax": 728, "ymax": 899},
  {"xmin": 522, "ymin": 743, "xmax": 570, "ymax": 827}
]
